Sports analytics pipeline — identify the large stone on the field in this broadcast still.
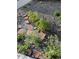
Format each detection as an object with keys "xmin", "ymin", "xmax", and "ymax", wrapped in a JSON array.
[
  {"xmin": 33, "ymin": 50, "xmax": 42, "ymax": 58},
  {"xmin": 26, "ymin": 30, "xmax": 33, "ymax": 35},
  {"xmin": 39, "ymin": 32, "xmax": 46, "ymax": 40},
  {"xmin": 18, "ymin": 28, "xmax": 26, "ymax": 34},
  {"xmin": 24, "ymin": 16, "xmax": 29, "ymax": 20}
]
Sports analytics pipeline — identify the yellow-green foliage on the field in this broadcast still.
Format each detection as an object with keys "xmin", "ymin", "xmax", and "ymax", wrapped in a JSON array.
[
  {"xmin": 17, "ymin": 34, "xmax": 25, "ymax": 41},
  {"xmin": 35, "ymin": 19, "xmax": 50, "ymax": 32},
  {"xmin": 28, "ymin": 11, "xmax": 40, "ymax": 23}
]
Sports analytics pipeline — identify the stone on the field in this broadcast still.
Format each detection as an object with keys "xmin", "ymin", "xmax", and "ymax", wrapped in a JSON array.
[
  {"xmin": 26, "ymin": 30, "xmax": 33, "ymax": 35},
  {"xmin": 28, "ymin": 24, "xmax": 33, "ymax": 31},
  {"xmin": 25, "ymin": 20, "xmax": 29, "ymax": 24},
  {"xmin": 18, "ymin": 28, "xmax": 26, "ymax": 35},
  {"xmin": 33, "ymin": 27, "xmax": 37, "ymax": 30},
  {"xmin": 24, "ymin": 16, "xmax": 29, "ymax": 20},
  {"xmin": 18, "ymin": 25, "xmax": 22, "ymax": 29},
  {"xmin": 33, "ymin": 50, "xmax": 41, "ymax": 58},
  {"xmin": 39, "ymin": 32, "xmax": 46, "ymax": 40}
]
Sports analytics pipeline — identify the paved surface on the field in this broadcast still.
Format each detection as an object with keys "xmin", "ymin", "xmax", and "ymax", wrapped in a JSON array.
[
  {"xmin": 24, "ymin": 1, "xmax": 61, "ymax": 15},
  {"xmin": 17, "ymin": 0, "xmax": 32, "ymax": 9},
  {"xmin": 17, "ymin": 53, "xmax": 35, "ymax": 59}
]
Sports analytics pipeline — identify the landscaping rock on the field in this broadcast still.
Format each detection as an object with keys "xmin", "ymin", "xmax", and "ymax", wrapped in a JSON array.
[
  {"xmin": 33, "ymin": 27, "xmax": 37, "ymax": 30},
  {"xmin": 39, "ymin": 32, "xmax": 46, "ymax": 40},
  {"xmin": 18, "ymin": 28, "xmax": 26, "ymax": 34},
  {"xmin": 25, "ymin": 20, "xmax": 29, "ymax": 24},
  {"xmin": 33, "ymin": 50, "xmax": 41, "ymax": 58},
  {"xmin": 24, "ymin": 16, "xmax": 29, "ymax": 20}
]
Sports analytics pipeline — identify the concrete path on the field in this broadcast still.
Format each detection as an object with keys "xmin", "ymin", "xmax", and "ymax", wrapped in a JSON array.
[
  {"xmin": 17, "ymin": 53, "xmax": 35, "ymax": 59},
  {"xmin": 17, "ymin": 0, "xmax": 32, "ymax": 9},
  {"xmin": 18, "ymin": 1, "xmax": 61, "ymax": 15}
]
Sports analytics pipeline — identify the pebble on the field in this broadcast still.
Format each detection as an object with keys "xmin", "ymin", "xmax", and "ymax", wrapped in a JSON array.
[{"xmin": 25, "ymin": 20, "xmax": 29, "ymax": 24}]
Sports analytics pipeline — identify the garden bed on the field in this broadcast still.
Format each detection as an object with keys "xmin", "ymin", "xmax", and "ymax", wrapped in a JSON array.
[{"xmin": 17, "ymin": 1, "xmax": 61, "ymax": 59}]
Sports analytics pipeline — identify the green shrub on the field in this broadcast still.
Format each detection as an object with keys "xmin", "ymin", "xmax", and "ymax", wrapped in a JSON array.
[
  {"xmin": 25, "ymin": 34, "xmax": 41, "ymax": 47},
  {"xmin": 47, "ymin": 35, "xmax": 59, "ymax": 46},
  {"xmin": 44, "ymin": 35, "xmax": 61, "ymax": 59},
  {"xmin": 53, "ymin": 10, "xmax": 61, "ymax": 20},
  {"xmin": 17, "ymin": 33, "xmax": 41, "ymax": 54},
  {"xmin": 17, "ymin": 44, "xmax": 29, "ymax": 54},
  {"xmin": 53, "ymin": 10, "xmax": 61, "ymax": 26},
  {"xmin": 44, "ymin": 45, "xmax": 60, "ymax": 59},
  {"xmin": 53, "ymin": 10, "xmax": 61, "ymax": 17},
  {"xmin": 35, "ymin": 19, "xmax": 50, "ymax": 32},
  {"xmin": 28, "ymin": 11, "xmax": 40, "ymax": 23},
  {"xmin": 28, "ymin": 11, "xmax": 51, "ymax": 32},
  {"xmin": 17, "ymin": 34, "xmax": 25, "ymax": 41}
]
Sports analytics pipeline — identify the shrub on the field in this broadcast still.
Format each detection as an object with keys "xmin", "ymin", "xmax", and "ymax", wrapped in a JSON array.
[
  {"xmin": 53, "ymin": 10, "xmax": 61, "ymax": 26},
  {"xmin": 44, "ymin": 35, "xmax": 61, "ymax": 59},
  {"xmin": 35, "ymin": 19, "xmax": 50, "ymax": 32},
  {"xmin": 17, "ymin": 33, "xmax": 41, "ymax": 55},
  {"xmin": 17, "ymin": 34, "xmax": 25, "ymax": 42},
  {"xmin": 25, "ymin": 34, "xmax": 41, "ymax": 48},
  {"xmin": 28, "ymin": 11, "xmax": 51, "ymax": 32},
  {"xmin": 44, "ymin": 45, "xmax": 60, "ymax": 59},
  {"xmin": 53, "ymin": 10, "xmax": 61, "ymax": 20},
  {"xmin": 28, "ymin": 11, "xmax": 40, "ymax": 23},
  {"xmin": 17, "ymin": 44, "xmax": 29, "ymax": 54},
  {"xmin": 47, "ymin": 35, "xmax": 59, "ymax": 46}
]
